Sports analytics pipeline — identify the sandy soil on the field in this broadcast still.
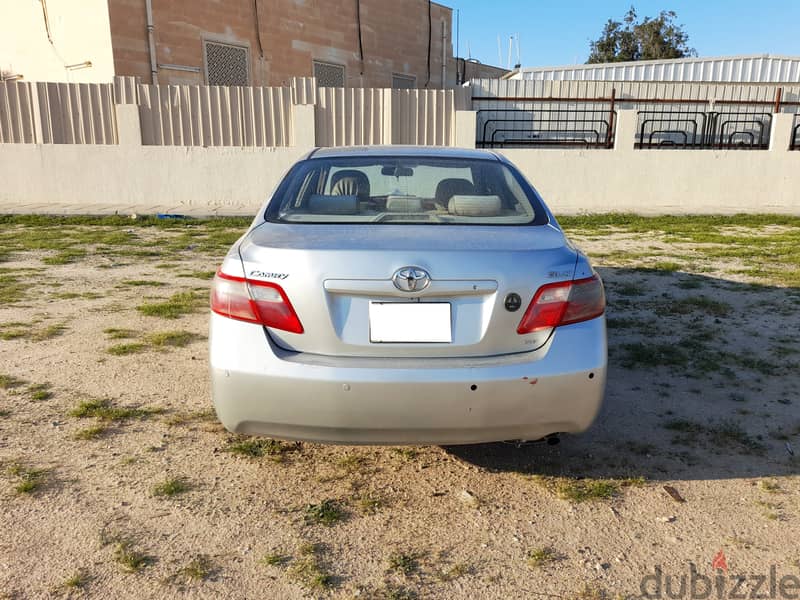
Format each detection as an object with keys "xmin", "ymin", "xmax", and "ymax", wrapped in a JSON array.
[{"xmin": 1, "ymin": 223, "xmax": 799, "ymax": 599}]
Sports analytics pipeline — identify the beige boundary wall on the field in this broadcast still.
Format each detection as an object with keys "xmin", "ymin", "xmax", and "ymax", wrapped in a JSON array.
[{"xmin": 0, "ymin": 110, "xmax": 798, "ymax": 216}]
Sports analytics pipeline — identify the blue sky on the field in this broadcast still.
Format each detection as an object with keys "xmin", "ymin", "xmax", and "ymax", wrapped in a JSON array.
[{"xmin": 444, "ymin": 0, "xmax": 800, "ymax": 68}]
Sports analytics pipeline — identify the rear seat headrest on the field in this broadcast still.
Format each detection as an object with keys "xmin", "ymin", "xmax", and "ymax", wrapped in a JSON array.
[
  {"xmin": 308, "ymin": 194, "xmax": 359, "ymax": 214},
  {"xmin": 434, "ymin": 178, "xmax": 475, "ymax": 205},
  {"xmin": 448, "ymin": 195, "xmax": 503, "ymax": 217},
  {"xmin": 386, "ymin": 196, "xmax": 423, "ymax": 213}
]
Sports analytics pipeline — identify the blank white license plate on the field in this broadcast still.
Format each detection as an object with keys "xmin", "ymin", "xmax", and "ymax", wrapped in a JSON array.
[{"xmin": 369, "ymin": 302, "xmax": 452, "ymax": 343}]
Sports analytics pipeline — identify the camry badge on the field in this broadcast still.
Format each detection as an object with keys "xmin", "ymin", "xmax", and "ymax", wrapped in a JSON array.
[{"xmin": 392, "ymin": 267, "xmax": 431, "ymax": 292}]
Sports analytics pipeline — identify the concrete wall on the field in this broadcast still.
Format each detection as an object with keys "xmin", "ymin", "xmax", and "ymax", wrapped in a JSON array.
[
  {"xmin": 1, "ymin": 111, "xmax": 798, "ymax": 216},
  {"xmin": 500, "ymin": 113, "xmax": 800, "ymax": 216},
  {"xmin": 0, "ymin": 0, "xmax": 115, "ymax": 83},
  {"xmin": 108, "ymin": 0, "xmax": 453, "ymax": 88},
  {"xmin": 0, "ymin": 143, "xmax": 307, "ymax": 215}
]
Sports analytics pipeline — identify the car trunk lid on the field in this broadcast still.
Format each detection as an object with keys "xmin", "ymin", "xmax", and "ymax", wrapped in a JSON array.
[{"xmin": 237, "ymin": 223, "xmax": 577, "ymax": 358}]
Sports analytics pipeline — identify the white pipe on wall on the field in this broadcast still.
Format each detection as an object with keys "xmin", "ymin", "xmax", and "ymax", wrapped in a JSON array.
[
  {"xmin": 441, "ymin": 20, "xmax": 446, "ymax": 88},
  {"xmin": 145, "ymin": 0, "xmax": 158, "ymax": 84}
]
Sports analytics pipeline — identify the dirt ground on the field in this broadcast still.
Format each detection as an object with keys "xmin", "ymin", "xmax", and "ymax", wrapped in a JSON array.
[{"xmin": 1, "ymin": 216, "xmax": 799, "ymax": 599}]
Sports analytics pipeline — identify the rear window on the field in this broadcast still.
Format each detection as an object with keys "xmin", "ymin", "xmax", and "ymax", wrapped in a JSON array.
[{"xmin": 266, "ymin": 156, "xmax": 547, "ymax": 225}]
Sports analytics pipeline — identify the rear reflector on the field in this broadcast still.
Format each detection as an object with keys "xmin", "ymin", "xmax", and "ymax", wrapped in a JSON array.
[
  {"xmin": 211, "ymin": 272, "xmax": 304, "ymax": 334},
  {"xmin": 516, "ymin": 274, "xmax": 605, "ymax": 334}
]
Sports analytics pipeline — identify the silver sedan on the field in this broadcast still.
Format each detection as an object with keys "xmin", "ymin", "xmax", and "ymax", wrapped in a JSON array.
[{"xmin": 209, "ymin": 146, "xmax": 606, "ymax": 445}]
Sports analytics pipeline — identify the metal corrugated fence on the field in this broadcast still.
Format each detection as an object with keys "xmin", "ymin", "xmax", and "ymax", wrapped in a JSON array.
[
  {"xmin": 315, "ymin": 87, "xmax": 389, "ymax": 146},
  {"xmin": 472, "ymin": 79, "xmax": 800, "ymax": 108},
  {"xmin": 1, "ymin": 80, "xmax": 117, "ymax": 144},
  {"xmin": 514, "ymin": 55, "xmax": 800, "ymax": 83},
  {"xmin": 0, "ymin": 81, "xmax": 36, "ymax": 143},
  {"xmin": 36, "ymin": 81, "xmax": 117, "ymax": 144},
  {"xmin": 138, "ymin": 84, "xmax": 293, "ymax": 146},
  {"xmin": 314, "ymin": 87, "xmax": 466, "ymax": 147}
]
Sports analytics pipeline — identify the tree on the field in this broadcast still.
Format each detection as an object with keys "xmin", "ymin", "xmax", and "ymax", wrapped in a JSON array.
[{"xmin": 587, "ymin": 7, "xmax": 696, "ymax": 64}]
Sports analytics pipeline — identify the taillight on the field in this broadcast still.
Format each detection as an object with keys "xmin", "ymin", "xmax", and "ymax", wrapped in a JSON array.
[
  {"xmin": 516, "ymin": 274, "xmax": 605, "ymax": 334},
  {"xmin": 211, "ymin": 272, "xmax": 304, "ymax": 334}
]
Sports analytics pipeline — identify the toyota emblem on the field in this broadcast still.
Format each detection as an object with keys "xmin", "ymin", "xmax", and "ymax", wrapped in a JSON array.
[{"xmin": 392, "ymin": 267, "xmax": 431, "ymax": 292}]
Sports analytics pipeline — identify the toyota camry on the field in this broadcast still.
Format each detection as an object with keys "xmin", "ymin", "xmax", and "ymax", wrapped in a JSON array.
[{"xmin": 209, "ymin": 146, "xmax": 606, "ymax": 445}]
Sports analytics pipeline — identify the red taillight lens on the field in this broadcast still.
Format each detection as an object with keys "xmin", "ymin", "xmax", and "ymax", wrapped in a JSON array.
[
  {"xmin": 211, "ymin": 272, "xmax": 304, "ymax": 334},
  {"xmin": 516, "ymin": 274, "xmax": 605, "ymax": 334}
]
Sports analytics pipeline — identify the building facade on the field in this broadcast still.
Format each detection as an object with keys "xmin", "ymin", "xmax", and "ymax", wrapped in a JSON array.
[
  {"xmin": 108, "ymin": 0, "xmax": 454, "ymax": 88},
  {"xmin": 0, "ymin": 0, "xmax": 115, "ymax": 83}
]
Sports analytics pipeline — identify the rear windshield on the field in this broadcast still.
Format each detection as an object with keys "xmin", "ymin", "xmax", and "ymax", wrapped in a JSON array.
[{"xmin": 266, "ymin": 156, "xmax": 547, "ymax": 225}]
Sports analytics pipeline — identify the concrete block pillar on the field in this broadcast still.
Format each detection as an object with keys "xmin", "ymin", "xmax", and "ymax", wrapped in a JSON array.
[
  {"xmin": 116, "ymin": 104, "xmax": 142, "ymax": 146},
  {"xmin": 770, "ymin": 113, "xmax": 795, "ymax": 152},
  {"xmin": 292, "ymin": 104, "xmax": 316, "ymax": 147},
  {"xmin": 454, "ymin": 110, "xmax": 476, "ymax": 148},
  {"xmin": 613, "ymin": 109, "xmax": 638, "ymax": 154}
]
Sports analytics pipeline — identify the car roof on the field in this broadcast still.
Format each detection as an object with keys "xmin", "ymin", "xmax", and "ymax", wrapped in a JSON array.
[{"xmin": 308, "ymin": 145, "xmax": 502, "ymax": 161}]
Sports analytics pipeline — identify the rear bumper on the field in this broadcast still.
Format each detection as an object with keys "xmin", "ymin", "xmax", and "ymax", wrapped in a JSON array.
[{"xmin": 209, "ymin": 313, "xmax": 606, "ymax": 445}]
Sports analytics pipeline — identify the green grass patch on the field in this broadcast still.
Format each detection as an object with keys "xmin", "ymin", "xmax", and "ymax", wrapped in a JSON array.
[
  {"xmin": 27, "ymin": 383, "xmax": 53, "ymax": 401},
  {"xmin": 533, "ymin": 475, "xmax": 644, "ymax": 503},
  {"xmin": 527, "ymin": 547, "xmax": 560, "ymax": 568},
  {"xmin": 620, "ymin": 342, "xmax": 689, "ymax": 369},
  {"xmin": 73, "ymin": 424, "xmax": 108, "ymax": 440},
  {"xmin": 613, "ymin": 282, "xmax": 646, "ymax": 297},
  {"xmin": 387, "ymin": 551, "xmax": 420, "ymax": 576},
  {"xmin": 177, "ymin": 270, "xmax": 216, "ymax": 280},
  {"xmin": 759, "ymin": 480, "xmax": 781, "ymax": 493},
  {"xmin": 0, "ymin": 321, "xmax": 28, "ymax": 340},
  {"xmin": 664, "ymin": 419, "xmax": 765, "ymax": 454},
  {"xmin": 356, "ymin": 492, "xmax": 385, "ymax": 515},
  {"xmin": 0, "ymin": 320, "xmax": 67, "ymax": 342},
  {"xmin": 224, "ymin": 437, "xmax": 297, "ymax": 461},
  {"xmin": 303, "ymin": 499, "xmax": 346, "ymax": 527},
  {"xmin": 178, "ymin": 555, "xmax": 214, "ymax": 581},
  {"xmin": 390, "ymin": 447, "xmax": 419, "ymax": 461},
  {"xmin": 654, "ymin": 295, "xmax": 732, "ymax": 317},
  {"xmin": 120, "ymin": 279, "xmax": 166, "ymax": 287},
  {"xmin": 287, "ymin": 554, "xmax": 333, "ymax": 592},
  {"xmin": 163, "ymin": 408, "xmax": 217, "ymax": 427},
  {"xmin": 152, "ymin": 477, "xmax": 190, "ymax": 497},
  {"xmin": 107, "ymin": 342, "xmax": 147, "ymax": 356},
  {"xmin": 559, "ymin": 213, "xmax": 800, "ymax": 233},
  {"xmin": 145, "ymin": 330, "xmax": 200, "ymax": 348},
  {"xmin": 7, "ymin": 463, "xmax": 48, "ymax": 495},
  {"xmin": 0, "ymin": 273, "xmax": 26, "ymax": 304},
  {"xmin": 33, "ymin": 323, "xmax": 68, "ymax": 341},
  {"xmin": 62, "ymin": 571, "xmax": 89, "ymax": 590},
  {"xmin": 261, "ymin": 552, "xmax": 291, "ymax": 567},
  {"xmin": 112, "ymin": 540, "xmax": 153, "ymax": 573},
  {"xmin": 650, "ymin": 260, "xmax": 682, "ymax": 273},
  {"xmin": 103, "ymin": 328, "xmax": 138, "ymax": 339},
  {"xmin": 42, "ymin": 248, "xmax": 87, "ymax": 265},
  {"xmin": 336, "ymin": 453, "xmax": 369, "ymax": 473},
  {"xmin": 0, "ymin": 214, "xmax": 251, "ymax": 228},
  {"xmin": 137, "ymin": 291, "xmax": 204, "ymax": 319},
  {"xmin": 69, "ymin": 398, "xmax": 162, "ymax": 422},
  {"xmin": 0, "ymin": 374, "xmax": 26, "ymax": 389}
]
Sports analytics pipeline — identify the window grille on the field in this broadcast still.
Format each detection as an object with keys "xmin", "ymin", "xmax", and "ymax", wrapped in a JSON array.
[
  {"xmin": 392, "ymin": 74, "xmax": 416, "ymax": 89},
  {"xmin": 313, "ymin": 61, "xmax": 345, "ymax": 88},
  {"xmin": 204, "ymin": 41, "xmax": 249, "ymax": 86}
]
